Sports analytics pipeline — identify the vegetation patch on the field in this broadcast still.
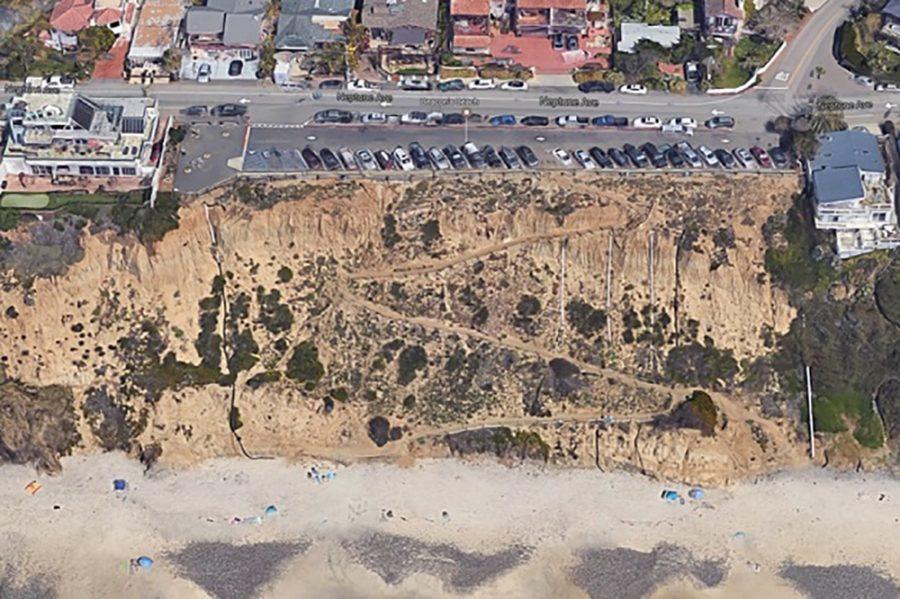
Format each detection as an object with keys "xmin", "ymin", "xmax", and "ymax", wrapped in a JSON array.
[
  {"xmin": 256, "ymin": 287, "xmax": 294, "ymax": 335},
  {"xmin": 397, "ymin": 345, "xmax": 427, "ymax": 386},
  {"xmin": 664, "ymin": 339, "xmax": 738, "ymax": 388},
  {"xmin": 654, "ymin": 390, "xmax": 719, "ymax": 436},
  {"xmin": 446, "ymin": 427, "xmax": 549, "ymax": 461},
  {"xmin": 286, "ymin": 340, "xmax": 325, "ymax": 388},
  {"xmin": 566, "ymin": 299, "xmax": 607, "ymax": 339}
]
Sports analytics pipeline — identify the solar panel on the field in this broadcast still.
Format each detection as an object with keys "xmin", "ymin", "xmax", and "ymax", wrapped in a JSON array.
[
  {"xmin": 121, "ymin": 116, "xmax": 145, "ymax": 134},
  {"xmin": 71, "ymin": 98, "xmax": 96, "ymax": 130}
]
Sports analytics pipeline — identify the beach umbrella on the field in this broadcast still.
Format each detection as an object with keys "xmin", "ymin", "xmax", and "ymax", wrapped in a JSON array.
[{"xmin": 136, "ymin": 556, "xmax": 154, "ymax": 570}]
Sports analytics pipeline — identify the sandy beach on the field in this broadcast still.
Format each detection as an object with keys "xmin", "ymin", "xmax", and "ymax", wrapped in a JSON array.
[{"xmin": 0, "ymin": 455, "xmax": 896, "ymax": 598}]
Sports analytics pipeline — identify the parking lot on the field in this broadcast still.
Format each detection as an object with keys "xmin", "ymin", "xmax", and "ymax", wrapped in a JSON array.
[{"xmin": 174, "ymin": 120, "xmax": 247, "ymax": 193}]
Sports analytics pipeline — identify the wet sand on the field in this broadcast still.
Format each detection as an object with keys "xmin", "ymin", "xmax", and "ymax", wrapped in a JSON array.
[{"xmin": 0, "ymin": 454, "xmax": 896, "ymax": 598}]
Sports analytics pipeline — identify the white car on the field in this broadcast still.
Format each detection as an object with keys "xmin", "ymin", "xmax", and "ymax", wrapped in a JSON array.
[
  {"xmin": 875, "ymin": 82, "xmax": 900, "ymax": 92},
  {"xmin": 360, "ymin": 112, "xmax": 387, "ymax": 124},
  {"xmin": 348, "ymin": 79, "xmax": 378, "ymax": 90},
  {"xmin": 393, "ymin": 147, "xmax": 415, "ymax": 171},
  {"xmin": 552, "ymin": 148, "xmax": 573, "ymax": 166},
  {"xmin": 632, "ymin": 116, "xmax": 662, "ymax": 129},
  {"xmin": 43, "ymin": 75, "xmax": 75, "ymax": 90},
  {"xmin": 733, "ymin": 147, "xmax": 754, "ymax": 168},
  {"xmin": 468, "ymin": 78, "xmax": 496, "ymax": 90},
  {"xmin": 697, "ymin": 145, "xmax": 719, "ymax": 167},
  {"xmin": 573, "ymin": 149, "xmax": 597, "ymax": 170},
  {"xmin": 426, "ymin": 111, "xmax": 444, "ymax": 124},
  {"xmin": 666, "ymin": 117, "xmax": 697, "ymax": 129},
  {"xmin": 556, "ymin": 115, "xmax": 589, "ymax": 127},
  {"xmin": 500, "ymin": 79, "xmax": 528, "ymax": 91},
  {"xmin": 400, "ymin": 111, "xmax": 428, "ymax": 124},
  {"xmin": 338, "ymin": 147, "xmax": 357, "ymax": 170},
  {"xmin": 619, "ymin": 83, "xmax": 647, "ymax": 95},
  {"xmin": 428, "ymin": 146, "xmax": 451, "ymax": 170}
]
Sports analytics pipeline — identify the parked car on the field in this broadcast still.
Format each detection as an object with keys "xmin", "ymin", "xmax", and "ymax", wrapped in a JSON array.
[
  {"xmin": 516, "ymin": 145, "xmax": 540, "ymax": 168},
  {"xmin": 392, "ymin": 147, "xmax": 415, "ymax": 171},
  {"xmin": 347, "ymin": 79, "xmax": 377, "ymax": 90},
  {"xmin": 768, "ymin": 147, "xmax": 790, "ymax": 168},
  {"xmin": 640, "ymin": 142, "xmax": 667, "ymax": 168},
  {"xmin": 666, "ymin": 117, "xmax": 698, "ymax": 129},
  {"xmin": 853, "ymin": 74, "xmax": 874, "ymax": 87},
  {"xmin": 714, "ymin": 148, "xmax": 736, "ymax": 168},
  {"xmin": 426, "ymin": 111, "xmax": 444, "ymax": 125},
  {"xmin": 578, "ymin": 80, "xmax": 614, "ymax": 93},
  {"xmin": 314, "ymin": 109, "xmax": 352, "ymax": 123},
  {"xmin": 556, "ymin": 115, "xmax": 590, "ymax": 127},
  {"xmin": 676, "ymin": 142, "xmax": 703, "ymax": 168},
  {"xmin": 566, "ymin": 35, "xmax": 579, "ymax": 51},
  {"xmin": 438, "ymin": 78, "xmax": 465, "ymax": 91},
  {"xmin": 39, "ymin": 75, "xmax": 75, "ymax": 90},
  {"xmin": 408, "ymin": 142, "xmax": 430, "ymax": 169},
  {"xmin": 462, "ymin": 142, "xmax": 486, "ymax": 168},
  {"xmin": 468, "ymin": 78, "xmax": 496, "ymax": 90},
  {"xmin": 301, "ymin": 146, "xmax": 322, "ymax": 170},
  {"xmin": 318, "ymin": 79, "xmax": 343, "ymax": 89},
  {"xmin": 750, "ymin": 146, "xmax": 773, "ymax": 168},
  {"xmin": 319, "ymin": 147, "xmax": 342, "ymax": 170},
  {"xmin": 573, "ymin": 149, "xmax": 597, "ymax": 169},
  {"xmin": 875, "ymin": 82, "xmax": 900, "ymax": 92},
  {"xmin": 619, "ymin": 83, "xmax": 647, "ymax": 95},
  {"xmin": 589, "ymin": 147, "xmax": 613, "ymax": 168},
  {"xmin": 666, "ymin": 148, "xmax": 685, "ymax": 168},
  {"xmin": 481, "ymin": 144, "xmax": 503, "ymax": 168},
  {"xmin": 428, "ymin": 146, "xmax": 452, "ymax": 170},
  {"xmin": 442, "ymin": 112, "xmax": 465, "ymax": 125},
  {"xmin": 442, "ymin": 144, "xmax": 468, "ymax": 169},
  {"xmin": 733, "ymin": 147, "xmax": 754, "ymax": 168},
  {"xmin": 552, "ymin": 33, "xmax": 564, "ymax": 50},
  {"xmin": 182, "ymin": 105, "xmax": 208, "ymax": 117},
  {"xmin": 685, "ymin": 62, "xmax": 701, "ymax": 84},
  {"xmin": 400, "ymin": 78, "xmax": 432, "ymax": 90},
  {"xmin": 705, "ymin": 115, "xmax": 735, "ymax": 129},
  {"xmin": 592, "ymin": 114, "xmax": 627, "ymax": 127},
  {"xmin": 211, "ymin": 103, "xmax": 247, "ymax": 117},
  {"xmin": 499, "ymin": 146, "xmax": 521, "ymax": 169},
  {"xmin": 698, "ymin": 145, "xmax": 719, "ymax": 167},
  {"xmin": 500, "ymin": 79, "xmax": 528, "ymax": 91},
  {"xmin": 359, "ymin": 112, "xmax": 386, "ymax": 124},
  {"xmin": 401, "ymin": 111, "xmax": 428, "ymax": 125},
  {"xmin": 489, "ymin": 114, "xmax": 517, "ymax": 126},
  {"xmin": 374, "ymin": 150, "xmax": 395, "ymax": 170},
  {"xmin": 355, "ymin": 148, "xmax": 379, "ymax": 170},
  {"xmin": 632, "ymin": 116, "xmax": 662, "ymax": 129},
  {"xmin": 338, "ymin": 147, "xmax": 357, "ymax": 170},
  {"xmin": 608, "ymin": 147, "xmax": 629, "ymax": 167},
  {"xmin": 623, "ymin": 143, "xmax": 648, "ymax": 167},
  {"xmin": 553, "ymin": 148, "xmax": 573, "ymax": 166},
  {"xmin": 521, "ymin": 115, "xmax": 550, "ymax": 126}
]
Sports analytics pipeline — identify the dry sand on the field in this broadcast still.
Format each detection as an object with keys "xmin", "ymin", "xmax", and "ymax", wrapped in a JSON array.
[{"xmin": 0, "ymin": 455, "xmax": 896, "ymax": 598}]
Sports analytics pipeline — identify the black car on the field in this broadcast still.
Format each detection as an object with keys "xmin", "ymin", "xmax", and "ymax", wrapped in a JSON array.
[
  {"xmin": 438, "ymin": 79, "xmax": 465, "ymax": 92},
  {"xmin": 623, "ymin": 144, "xmax": 648, "ymax": 168},
  {"xmin": 515, "ymin": 145, "xmax": 540, "ymax": 168},
  {"xmin": 481, "ymin": 144, "xmax": 503, "ymax": 168},
  {"xmin": 408, "ymin": 142, "xmax": 430, "ymax": 169},
  {"xmin": 589, "ymin": 147, "xmax": 614, "ymax": 168},
  {"xmin": 318, "ymin": 79, "xmax": 343, "ymax": 89},
  {"xmin": 314, "ymin": 109, "xmax": 353, "ymax": 124},
  {"xmin": 183, "ymin": 105, "xmax": 208, "ymax": 117},
  {"xmin": 769, "ymin": 147, "xmax": 790, "ymax": 168},
  {"xmin": 442, "ymin": 113, "xmax": 465, "ymax": 125},
  {"xmin": 665, "ymin": 148, "xmax": 685, "ymax": 168},
  {"xmin": 714, "ymin": 148, "xmax": 736, "ymax": 168},
  {"xmin": 320, "ymin": 148, "xmax": 342, "ymax": 170},
  {"xmin": 705, "ymin": 115, "xmax": 735, "ymax": 129},
  {"xmin": 211, "ymin": 103, "xmax": 247, "ymax": 117},
  {"xmin": 577, "ymin": 80, "xmax": 614, "ymax": 93},
  {"xmin": 640, "ymin": 143, "xmax": 667, "ymax": 168},
  {"xmin": 442, "ymin": 144, "xmax": 468, "ymax": 169},
  {"xmin": 521, "ymin": 115, "xmax": 550, "ymax": 126},
  {"xmin": 499, "ymin": 146, "xmax": 521, "ymax": 169},
  {"xmin": 301, "ymin": 146, "xmax": 322, "ymax": 170},
  {"xmin": 374, "ymin": 150, "xmax": 395, "ymax": 170},
  {"xmin": 608, "ymin": 147, "xmax": 629, "ymax": 167}
]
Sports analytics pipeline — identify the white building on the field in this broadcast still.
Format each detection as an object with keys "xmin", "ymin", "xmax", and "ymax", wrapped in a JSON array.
[
  {"xmin": 1, "ymin": 92, "xmax": 161, "ymax": 185},
  {"xmin": 616, "ymin": 22, "xmax": 681, "ymax": 53},
  {"xmin": 808, "ymin": 130, "xmax": 900, "ymax": 258}
]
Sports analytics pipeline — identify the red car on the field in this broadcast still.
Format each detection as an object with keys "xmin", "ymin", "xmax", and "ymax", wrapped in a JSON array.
[{"xmin": 750, "ymin": 146, "xmax": 773, "ymax": 168}]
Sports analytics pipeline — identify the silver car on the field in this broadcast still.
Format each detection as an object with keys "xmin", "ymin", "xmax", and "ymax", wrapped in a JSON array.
[
  {"xmin": 428, "ymin": 146, "xmax": 452, "ymax": 170},
  {"xmin": 355, "ymin": 148, "xmax": 379, "ymax": 170}
]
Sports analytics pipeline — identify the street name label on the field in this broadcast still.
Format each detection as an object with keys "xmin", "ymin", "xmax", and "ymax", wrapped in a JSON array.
[
  {"xmin": 539, "ymin": 96, "xmax": 601, "ymax": 108},
  {"xmin": 336, "ymin": 92, "xmax": 394, "ymax": 104},
  {"xmin": 815, "ymin": 99, "xmax": 874, "ymax": 111}
]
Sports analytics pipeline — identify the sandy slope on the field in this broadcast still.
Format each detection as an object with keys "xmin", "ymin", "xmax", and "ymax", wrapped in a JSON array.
[{"xmin": 0, "ymin": 455, "xmax": 895, "ymax": 598}]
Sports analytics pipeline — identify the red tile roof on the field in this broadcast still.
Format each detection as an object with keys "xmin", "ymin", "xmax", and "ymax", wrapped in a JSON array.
[
  {"xmin": 453, "ymin": 33, "xmax": 492, "ymax": 48},
  {"xmin": 657, "ymin": 61, "xmax": 684, "ymax": 78},
  {"xmin": 92, "ymin": 36, "xmax": 129, "ymax": 79},
  {"xmin": 50, "ymin": 0, "xmax": 94, "ymax": 33},
  {"xmin": 93, "ymin": 7, "xmax": 122, "ymax": 25},
  {"xmin": 451, "ymin": 0, "xmax": 490, "ymax": 16},
  {"xmin": 516, "ymin": 0, "xmax": 585, "ymax": 9}
]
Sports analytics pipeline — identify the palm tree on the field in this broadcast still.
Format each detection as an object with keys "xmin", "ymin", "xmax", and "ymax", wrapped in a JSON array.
[{"xmin": 806, "ymin": 95, "xmax": 848, "ymax": 133}]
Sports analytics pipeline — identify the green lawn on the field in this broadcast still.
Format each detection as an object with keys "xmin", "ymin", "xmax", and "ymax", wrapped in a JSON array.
[
  {"xmin": 0, "ymin": 190, "xmax": 145, "ymax": 212},
  {"xmin": 712, "ymin": 59, "xmax": 752, "ymax": 89},
  {"xmin": 1, "ymin": 193, "xmax": 50, "ymax": 209}
]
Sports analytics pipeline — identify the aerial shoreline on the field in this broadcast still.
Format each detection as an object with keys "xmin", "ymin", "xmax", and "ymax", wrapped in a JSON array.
[{"xmin": 0, "ymin": 453, "xmax": 896, "ymax": 598}]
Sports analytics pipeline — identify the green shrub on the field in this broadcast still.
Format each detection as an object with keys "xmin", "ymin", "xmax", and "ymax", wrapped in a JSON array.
[
  {"xmin": 277, "ymin": 266, "xmax": 294, "ymax": 283},
  {"xmin": 397, "ymin": 345, "xmax": 427, "ymax": 385},
  {"xmin": 286, "ymin": 340, "xmax": 325, "ymax": 387}
]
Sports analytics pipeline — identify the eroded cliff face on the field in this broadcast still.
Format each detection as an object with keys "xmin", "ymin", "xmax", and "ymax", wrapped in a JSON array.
[{"xmin": 0, "ymin": 173, "xmax": 810, "ymax": 483}]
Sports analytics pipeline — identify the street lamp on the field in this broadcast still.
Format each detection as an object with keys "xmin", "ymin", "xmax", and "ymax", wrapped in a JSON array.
[{"xmin": 462, "ymin": 107, "xmax": 471, "ymax": 144}]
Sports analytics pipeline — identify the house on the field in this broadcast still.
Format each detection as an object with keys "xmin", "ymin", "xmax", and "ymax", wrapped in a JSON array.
[
  {"xmin": 513, "ymin": 0, "xmax": 587, "ymax": 38},
  {"xmin": 616, "ymin": 22, "xmax": 680, "ymax": 53},
  {"xmin": 880, "ymin": 0, "xmax": 900, "ymax": 49},
  {"xmin": 703, "ymin": 0, "xmax": 743, "ymax": 39},
  {"xmin": 450, "ymin": 0, "xmax": 492, "ymax": 55},
  {"xmin": 808, "ymin": 130, "xmax": 900, "ymax": 258},
  {"xmin": 126, "ymin": 0, "xmax": 185, "ymax": 83},
  {"xmin": 274, "ymin": 0, "xmax": 354, "ymax": 52},
  {"xmin": 361, "ymin": 0, "xmax": 439, "ymax": 75},
  {"xmin": 45, "ymin": 0, "xmax": 133, "ymax": 51},
  {"xmin": 0, "ymin": 92, "xmax": 161, "ymax": 191},
  {"xmin": 181, "ymin": 0, "xmax": 268, "ymax": 81}
]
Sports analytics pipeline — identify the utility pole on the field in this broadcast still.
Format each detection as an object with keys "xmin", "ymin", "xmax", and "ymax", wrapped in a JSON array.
[{"xmin": 806, "ymin": 364, "xmax": 815, "ymax": 459}]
